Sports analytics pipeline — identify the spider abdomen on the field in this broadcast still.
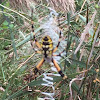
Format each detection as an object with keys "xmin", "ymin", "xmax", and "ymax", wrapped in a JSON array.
[{"xmin": 41, "ymin": 36, "xmax": 53, "ymax": 58}]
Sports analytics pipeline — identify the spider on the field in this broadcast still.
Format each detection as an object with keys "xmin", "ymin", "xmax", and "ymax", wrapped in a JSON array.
[{"xmin": 31, "ymin": 17, "xmax": 67, "ymax": 80}]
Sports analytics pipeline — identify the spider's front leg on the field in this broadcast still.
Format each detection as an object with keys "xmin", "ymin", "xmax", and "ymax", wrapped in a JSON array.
[
  {"xmin": 52, "ymin": 59, "xmax": 67, "ymax": 80},
  {"xmin": 31, "ymin": 21, "xmax": 41, "ymax": 49},
  {"xmin": 53, "ymin": 31, "xmax": 62, "ymax": 53},
  {"xmin": 31, "ymin": 8, "xmax": 41, "ymax": 49}
]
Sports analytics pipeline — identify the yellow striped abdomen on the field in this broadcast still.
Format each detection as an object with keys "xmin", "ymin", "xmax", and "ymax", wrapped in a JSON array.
[{"xmin": 41, "ymin": 36, "xmax": 53, "ymax": 58}]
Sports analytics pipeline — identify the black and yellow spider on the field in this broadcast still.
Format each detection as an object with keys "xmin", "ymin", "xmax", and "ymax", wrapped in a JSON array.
[{"xmin": 31, "ymin": 19, "xmax": 67, "ymax": 80}]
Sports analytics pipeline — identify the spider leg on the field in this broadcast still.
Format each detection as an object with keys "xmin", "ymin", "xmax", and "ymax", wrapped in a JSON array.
[
  {"xmin": 34, "ymin": 58, "xmax": 45, "ymax": 75},
  {"xmin": 31, "ymin": 42, "xmax": 41, "ymax": 54},
  {"xmin": 53, "ymin": 15, "xmax": 62, "ymax": 53},
  {"xmin": 53, "ymin": 48, "xmax": 65, "ymax": 57},
  {"xmin": 31, "ymin": 21, "xmax": 41, "ymax": 48},
  {"xmin": 52, "ymin": 59, "xmax": 67, "ymax": 79},
  {"xmin": 35, "ymin": 50, "xmax": 41, "ymax": 54},
  {"xmin": 31, "ymin": 9, "xmax": 41, "ymax": 49},
  {"xmin": 53, "ymin": 31, "xmax": 62, "ymax": 53}
]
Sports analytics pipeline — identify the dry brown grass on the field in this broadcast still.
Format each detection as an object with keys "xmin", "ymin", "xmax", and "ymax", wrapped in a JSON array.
[
  {"xmin": 9, "ymin": 0, "xmax": 75, "ymax": 15},
  {"xmin": 47, "ymin": 0, "xmax": 75, "ymax": 15},
  {"xmin": 8, "ymin": 0, "xmax": 33, "ymax": 12}
]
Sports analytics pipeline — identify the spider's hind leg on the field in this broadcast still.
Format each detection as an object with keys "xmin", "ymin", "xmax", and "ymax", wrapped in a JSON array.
[
  {"xmin": 34, "ymin": 58, "xmax": 45, "ymax": 77},
  {"xmin": 52, "ymin": 59, "xmax": 67, "ymax": 79},
  {"xmin": 34, "ymin": 67, "xmax": 39, "ymax": 75}
]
